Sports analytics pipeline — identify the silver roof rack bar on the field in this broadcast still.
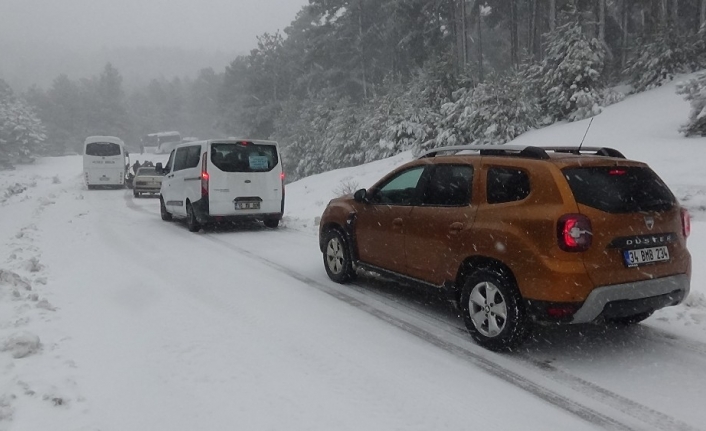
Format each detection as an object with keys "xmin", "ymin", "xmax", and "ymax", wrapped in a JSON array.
[{"xmin": 418, "ymin": 145, "xmax": 625, "ymax": 160}]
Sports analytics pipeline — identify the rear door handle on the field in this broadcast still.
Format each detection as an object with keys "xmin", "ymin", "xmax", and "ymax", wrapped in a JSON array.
[{"xmin": 392, "ymin": 218, "xmax": 403, "ymax": 227}]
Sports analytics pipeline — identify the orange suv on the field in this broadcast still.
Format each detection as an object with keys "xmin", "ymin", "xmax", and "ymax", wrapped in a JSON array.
[{"xmin": 319, "ymin": 145, "xmax": 691, "ymax": 350}]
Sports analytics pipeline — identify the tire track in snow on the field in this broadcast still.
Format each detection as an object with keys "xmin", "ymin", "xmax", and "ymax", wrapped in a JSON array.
[{"xmin": 197, "ymin": 234, "xmax": 640, "ymax": 431}]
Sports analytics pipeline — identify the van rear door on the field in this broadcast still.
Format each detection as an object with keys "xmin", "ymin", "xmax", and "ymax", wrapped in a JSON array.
[{"xmin": 208, "ymin": 142, "xmax": 283, "ymax": 216}]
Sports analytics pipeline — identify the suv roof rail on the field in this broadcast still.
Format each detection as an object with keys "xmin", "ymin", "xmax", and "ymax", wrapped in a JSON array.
[
  {"xmin": 418, "ymin": 145, "xmax": 625, "ymax": 160},
  {"xmin": 542, "ymin": 146, "xmax": 626, "ymax": 158}
]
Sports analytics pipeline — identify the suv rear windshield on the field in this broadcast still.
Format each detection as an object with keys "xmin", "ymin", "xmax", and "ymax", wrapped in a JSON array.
[
  {"xmin": 85, "ymin": 142, "xmax": 121, "ymax": 157},
  {"xmin": 563, "ymin": 166, "xmax": 676, "ymax": 213},
  {"xmin": 210, "ymin": 142, "xmax": 278, "ymax": 173}
]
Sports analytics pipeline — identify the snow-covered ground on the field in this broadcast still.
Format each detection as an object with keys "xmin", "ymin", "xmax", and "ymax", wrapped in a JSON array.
[{"xmin": 1, "ymin": 78, "xmax": 706, "ymax": 431}]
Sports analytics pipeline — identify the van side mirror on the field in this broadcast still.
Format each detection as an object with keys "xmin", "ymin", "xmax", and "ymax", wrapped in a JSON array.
[
  {"xmin": 155, "ymin": 162, "xmax": 163, "ymax": 175},
  {"xmin": 353, "ymin": 189, "xmax": 368, "ymax": 203}
]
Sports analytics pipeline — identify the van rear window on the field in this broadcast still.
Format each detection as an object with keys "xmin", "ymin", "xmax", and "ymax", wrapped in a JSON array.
[
  {"xmin": 210, "ymin": 143, "xmax": 278, "ymax": 173},
  {"xmin": 85, "ymin": 142, "xmax": 121, "ymax": 157},
  {"xmin": 563, "ymin": 166, "xmax": 676, "ymax": 213}
]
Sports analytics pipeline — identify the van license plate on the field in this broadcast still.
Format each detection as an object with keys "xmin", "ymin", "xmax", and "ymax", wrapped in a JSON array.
[
  {"xmin": 623, "ymin": 246, "xmax": 669, "ymax": 267},
  {"xmin": 236, "ymin": 202, "xmax": 260, "ymax": 210}
]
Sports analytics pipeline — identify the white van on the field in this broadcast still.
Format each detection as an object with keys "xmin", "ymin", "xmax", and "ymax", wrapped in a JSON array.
[
  {"xmin": 83, "ymin": 136, "xmax": 129, "ymax": 189},
  {"xmin": 157, "ymin": 139, "xmax": 285, "ymax": 232}
]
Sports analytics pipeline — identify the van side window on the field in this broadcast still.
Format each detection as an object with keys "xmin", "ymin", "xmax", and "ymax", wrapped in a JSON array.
[
  {"xmin": 173, "ymin": 147, "xmax": 190, "ymax": 172},
  {"xmin": 185, "ymin": 146, "xmax": 201, "ymax": 169},
  {"xmin": 173, "ymin": 146, "xmax": 201, "ymax": 172},
  {"xmin": 487, "ymin": 167, "xmax": 530, "ymax": 204},
  {"xmin": 164, "ymin": 150, "xmax": 175, "ymax": 173}
]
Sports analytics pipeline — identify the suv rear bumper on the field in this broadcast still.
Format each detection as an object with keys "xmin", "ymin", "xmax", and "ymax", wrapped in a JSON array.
[{"xmin": 571, "ymin": 274, "xmax": 690, "ymax": 323}]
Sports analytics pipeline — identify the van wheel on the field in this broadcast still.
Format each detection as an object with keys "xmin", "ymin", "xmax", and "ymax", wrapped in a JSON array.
[
  {"xmin": 460, "ymin": 268, "xmax": 529, "ymax": 351},
  {"xmin": 133, "ymin": 191, "xmax": 139, "ymax": 198},
  {"xmin": 160, "ymin": 197, "xmax": 172, "ymax": 221},
  {"xmin": 186, "ymin": 203, "xmax": 200, "ymax": 232},
  {"xmin": 323, "ymin": 229, "xmax": 355, "ymax": 283},
  {"xmin": 263, "ymin": 218, "xmax": 280, "ymax": 228},
  {"xmin": 605, "ymin": 311, "xmax": 653, "ymax": 326}
]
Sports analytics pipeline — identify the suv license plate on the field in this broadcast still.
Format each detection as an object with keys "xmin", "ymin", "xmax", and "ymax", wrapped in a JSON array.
[
  {"xmin": 623, "ymin": 246, "xmax": 670, "ymax": 267},
  {"xmin": 236, "ymin": 202, "xmax": 260, "ymax": 210}
]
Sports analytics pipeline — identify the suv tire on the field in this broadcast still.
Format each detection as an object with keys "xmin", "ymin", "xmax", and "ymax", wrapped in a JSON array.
[
  {"xmin": 323, "ymin": 229, "xmax": 355, "ymax": 283},
  {"xmin": 460, "ymin": 268, "xmax": 529, "ymax": 351},
  {"xmin": 186, "ymin": 202, "xmax": 200, "ymax": 232},
  {"xmin": 160, "ymin": 197, "xmax": 172, "ymax": 221}
]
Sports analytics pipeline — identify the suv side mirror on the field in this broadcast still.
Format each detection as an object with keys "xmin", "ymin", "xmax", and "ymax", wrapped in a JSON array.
[
  {"xmin": 155, "ymin": 162, "xmax": 163, "ymax": 175},
  {"xmin": 353, "ymin": 188, "xmax": 368, "ymax": 203}
]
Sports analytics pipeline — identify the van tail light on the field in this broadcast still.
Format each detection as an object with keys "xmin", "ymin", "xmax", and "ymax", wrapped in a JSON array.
[
  {"xmin": 201, "ymin": 153, "xmax": 209, "ymax": 197},
  {"xmin": 557, "ymin": 214, "xmax": 592, "ymax": 252},
  {"xmin": 681, "ymin": 207, "xmax": 691, "ymax": 238}
]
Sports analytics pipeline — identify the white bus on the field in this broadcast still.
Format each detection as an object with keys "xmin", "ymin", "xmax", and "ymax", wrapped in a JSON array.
[
  {"xmin": 142, "ymin": 131, "xmax": 181, "ymax": 154},
  {"xmin": 83, "ymin": 136, "xmax": 129, "ymax": 189}
]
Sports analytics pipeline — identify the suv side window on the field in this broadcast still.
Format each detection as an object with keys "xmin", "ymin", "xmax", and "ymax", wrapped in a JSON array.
[
  {"xmin": 487, "ymin": 167, "xmax": 530, "ymax": 204},
  {"xmin": 422, "ymin": 165, "xmax": 473, "ymax": 206},
  {"xmin": 370, "ymin": 166, "xmax": 425, "ymax": 206}
]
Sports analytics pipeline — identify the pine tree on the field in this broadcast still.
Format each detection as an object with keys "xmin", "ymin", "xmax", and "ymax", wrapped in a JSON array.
[
  {"xmin": 626, "ymin": 31, "xmax": 706, "ymax": 92},
  {"xmin": 0, "ymin": 79, "xmax": 47, "ymax": 168},
  {"xmin": 529, "ymin": 15, "xmax": 606, "ymax": 122},
  {"xmin": 676, "ymin": 71, "xmax": 706, "ymax": 136}
]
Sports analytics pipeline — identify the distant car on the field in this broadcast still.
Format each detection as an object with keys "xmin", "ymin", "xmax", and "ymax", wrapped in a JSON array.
[{"xmin": 133, "ymin": 167, "xmax": 163, "ymax": 198}]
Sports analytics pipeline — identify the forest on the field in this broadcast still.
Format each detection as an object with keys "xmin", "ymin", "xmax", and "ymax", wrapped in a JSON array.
[{"xmin": 2, "ymin": 0, "xmax": 706, "ymax": 178}]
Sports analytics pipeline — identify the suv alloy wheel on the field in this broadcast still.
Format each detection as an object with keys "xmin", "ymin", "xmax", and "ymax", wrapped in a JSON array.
[
  {"xmin": 323, "ymin": 229, "xmax": 355, "ymax": 283},
  {"xmin": 460, "ymin": 268, "xmax": 528, "ymax": 351}
]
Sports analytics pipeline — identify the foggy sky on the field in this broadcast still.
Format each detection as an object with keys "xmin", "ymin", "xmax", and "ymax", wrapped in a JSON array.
[{"xmin": 0, "ymin": 0, "xmax": 309, "ymax": 53}]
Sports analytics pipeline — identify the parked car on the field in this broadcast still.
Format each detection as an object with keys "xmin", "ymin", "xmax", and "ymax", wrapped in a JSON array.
[
  {"xmin": 156, "ymin": 139, "xmax": 284, "ymax": 231},
  {"xmin": 318, "ymin": 145, "xmax": 691, "ymax": 351},
  {"xmin": 133, "ymin": 167, "xmax": 163, "ymax": 197}
]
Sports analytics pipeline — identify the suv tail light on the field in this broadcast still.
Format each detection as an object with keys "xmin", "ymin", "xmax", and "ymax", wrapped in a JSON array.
[
  {"xmin": 681, "ymin": 207, "xmax": 691, "ymax": 238},
  {"xmin": 201, "ymin": 153, "xmax": 209, "ymax": 197},
  {"xmin": 557, "ymin": 214, "xmax": 592, "ymax": 252}
]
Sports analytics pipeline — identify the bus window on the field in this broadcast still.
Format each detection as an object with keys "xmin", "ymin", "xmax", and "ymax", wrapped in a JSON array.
[{"xmin": 86, "ymin": 142, "xmax": 122, "ymax": 157}]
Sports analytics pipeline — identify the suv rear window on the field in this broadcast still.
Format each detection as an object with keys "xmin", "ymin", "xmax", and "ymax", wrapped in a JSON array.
[
  {"xmin": 85, "ymin": 142, "xmax": 121, "ymax": 157},
  {"xmin": 211, "ymin": 142, "xmax": 278, "ymax": 173},
  {"xmin": 563, "ymin": 166, "xmax": 676, "ymax": 213}
]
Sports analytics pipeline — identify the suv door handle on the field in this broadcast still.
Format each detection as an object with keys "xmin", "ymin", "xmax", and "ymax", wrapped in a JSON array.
[
  {"xmin": 449, "ymin": 222, "xmax": 464, "ymax": 233},
  {"xmin": 392, "ymin": 218, "xmax": 403, "ymax": 227}
]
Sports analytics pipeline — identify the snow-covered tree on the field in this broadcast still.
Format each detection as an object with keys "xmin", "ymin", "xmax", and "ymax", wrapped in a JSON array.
[
  {"xmin": 528, "ymin": 15, "xmax": 606, "ymax": 122},
  {"xmin": 626, "ymin": 31, "xmax": 705, "ymax": 92},
  {"xmin": 0, "ymin": 79, "xmax": 47, "ymax": 168},
  {"xmin": 676, "ymin": 71, "xmax": 706, "ymax": 136},
  {"xmin": 457, "ymin": 73, "xmax": 539, "ymax": 145}
]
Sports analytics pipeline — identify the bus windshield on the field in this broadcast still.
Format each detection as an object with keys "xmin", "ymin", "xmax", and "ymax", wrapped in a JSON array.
[{"xmin": 85, "ymin": 142, "xmax": 122, "ymax": 157}]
